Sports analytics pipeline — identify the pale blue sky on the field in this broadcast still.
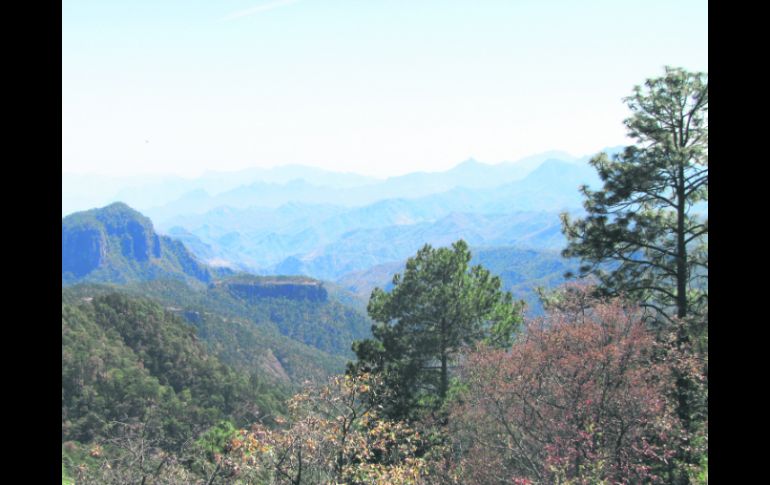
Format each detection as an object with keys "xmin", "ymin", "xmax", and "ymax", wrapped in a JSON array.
[{"xmin": 62, "ymin": 0, "xmax": 708, "ymax": 178}]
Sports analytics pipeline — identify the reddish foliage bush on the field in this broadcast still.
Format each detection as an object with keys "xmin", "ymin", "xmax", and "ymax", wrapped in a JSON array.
[{"xmin": 450, "ymin": 289, "xmax": 699, "ymax": 484}]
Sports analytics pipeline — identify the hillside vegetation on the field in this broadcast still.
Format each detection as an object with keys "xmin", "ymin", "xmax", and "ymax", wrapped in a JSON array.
[{"xmin": 62, "ymin": 292, "xmax": 289, "ymax": 456}]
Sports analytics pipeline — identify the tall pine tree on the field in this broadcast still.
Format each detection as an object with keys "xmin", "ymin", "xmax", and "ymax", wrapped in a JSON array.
[
  {"xmin": 560, "ymin": 67, "xmax": 708, "ymax": 484},
  {"xmin": 561, "ymin": 66, "xmax": 708, "ymax": 330}
]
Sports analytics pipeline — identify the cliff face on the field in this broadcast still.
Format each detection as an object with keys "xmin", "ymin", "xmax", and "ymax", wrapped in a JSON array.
[
  {"xmin": 207, "ymin": 274, "xmax": 371, "ymax": 358},
  {"xmin": 224, "ymin": 279, "xmax": 328, "ymax": 303},
  {"xmin": 62, "ymin": 226, "xmax": 106, "ymax": 277},
  {"xmin": 113, "ymin": 219, "xmax": 161, "ymax": 261},
  {"xmin": 62, "ymin": 202, "xmax": 212, "ymax": 285}
]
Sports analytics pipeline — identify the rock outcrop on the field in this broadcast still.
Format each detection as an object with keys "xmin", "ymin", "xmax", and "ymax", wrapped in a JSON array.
[{"xmin": 62, "ymin": 202, "xmax": 212, "ymax": 285}]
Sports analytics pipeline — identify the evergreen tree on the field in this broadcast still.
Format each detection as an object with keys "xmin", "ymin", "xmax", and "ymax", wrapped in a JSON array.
[
  {"xmin": 352, "ymin": 240, "xmax": 523, "ymax": 420},
  {"xmin": 560, "ymin": 67, "xmax": 708, "ymax": 484},
  {"xmin": 561, "ymin": 66, "xmax": 708, "ymax": 329}
]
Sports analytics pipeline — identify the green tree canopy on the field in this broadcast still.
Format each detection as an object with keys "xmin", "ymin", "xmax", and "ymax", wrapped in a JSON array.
[
  {"xmin": 352, "ymin": 240, "xmax": 524, "ymax": 420},
  {"xmin": 561, "ymin": 66, "xmax": 708, "ymax": 329}
]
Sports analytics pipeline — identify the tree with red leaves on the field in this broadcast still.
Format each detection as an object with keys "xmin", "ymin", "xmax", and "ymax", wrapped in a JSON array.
[{"xmin": 449, "ymin": 287, "xmax": 706, "ymax": 484}]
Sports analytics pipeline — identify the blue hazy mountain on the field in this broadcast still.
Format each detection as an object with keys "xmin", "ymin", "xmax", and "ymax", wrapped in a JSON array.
[
  {"xmin": 63, "ymin": 148, "xmax": 617, "ymax": 219},
  {"xmin": 139, "ymin": 150, "xmax": 594, "ymax": 223},
  {"xmin": 63, "ymin": 148, "xmax": 618, "ymax": 301},
  {"xmin": 155, "ymin": 158, "xmax": 599, "ymax": 273},
  {"xmin": 62, "ymin": 165, "xmax": 379, "ymax": 217},
  {"xmin": 62, "ymin": 202, "xmax": 215, "ymax": 285},
  {"xmin": 263, "ymin": 211, "xmax": 570, "ymax": 281}
]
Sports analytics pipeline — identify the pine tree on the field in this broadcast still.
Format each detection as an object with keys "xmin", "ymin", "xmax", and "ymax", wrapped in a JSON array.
[
  {"xmin": 561, "ymin": 66, "xmax": 708, "ymax": 330},
  {"xmin": 352, "ymin": 240, "xmax": 523, "ymax": 420},
  {"xmin": 560, "ymin": 67, "xmax": 708, "ymax": 484}
]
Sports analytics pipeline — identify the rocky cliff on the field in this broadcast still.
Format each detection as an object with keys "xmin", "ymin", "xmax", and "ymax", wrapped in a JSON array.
[{"xmin": 62, "ymin": 202, "xmax": 213, "ymax": 285}]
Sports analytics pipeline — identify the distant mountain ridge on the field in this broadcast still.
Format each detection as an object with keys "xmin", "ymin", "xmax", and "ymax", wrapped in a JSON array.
[
  {"xmin": 264, "ymin": 211, "xmax": 570, "ymax": 281},
  {"xmin": 63, "ymin": 148, "xmax": 617, "ymax": 218},
  {"xmin": 62, "ymin": 165, "xmax": 379, "ymax": 216},
  {"xmin": 154, "ymin": 157, "xmax": 600, "ymax": 275},
  {"xmin": 143, "ymin": 153, "xmax": 598, "ymax": 222}
]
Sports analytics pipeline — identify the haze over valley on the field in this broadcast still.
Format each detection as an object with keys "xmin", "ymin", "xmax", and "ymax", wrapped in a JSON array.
[{"xmin": 64, "ymin": 148, "xmax": 618, "ymax": 315}]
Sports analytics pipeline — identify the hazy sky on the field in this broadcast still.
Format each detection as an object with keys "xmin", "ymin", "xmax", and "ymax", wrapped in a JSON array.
[{"xmin": 62, "ymin": 0, "xmax": 708, "ymax": 178}]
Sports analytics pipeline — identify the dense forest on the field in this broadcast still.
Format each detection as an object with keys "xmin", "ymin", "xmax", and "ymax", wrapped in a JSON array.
[{"xmin": 63, "ymin": 67, "xmax": 707, "ymax": 484}]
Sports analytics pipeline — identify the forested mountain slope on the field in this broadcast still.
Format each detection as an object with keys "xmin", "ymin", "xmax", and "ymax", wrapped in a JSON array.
[
  {"xmin": 62, "ymin": 292, "xmax": 289, "ymax": 449},
  {"xmin": 64, "ymin": 273, "xmax": 372, "ymax": 386}
]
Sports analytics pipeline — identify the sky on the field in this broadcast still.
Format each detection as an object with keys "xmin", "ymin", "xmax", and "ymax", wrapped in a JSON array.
[{"xmin": 62, "ymin": 0, "xmax": 708, "ymax": 179}]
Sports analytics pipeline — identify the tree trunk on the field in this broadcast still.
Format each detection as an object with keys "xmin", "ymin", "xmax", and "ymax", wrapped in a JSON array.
[
  {"xmin": 440, "ymin": 352, "xmax": 448, "ymax": 401},
  {"xmin": 439, "ymin": 317, "xmax": 449, "ymax": 401},
  {"xmin": 676, "ymin": 158, "xmax": 688, "ymax": 322},
  {"xmin": 674, "ymin": 152, "xmax": 695, "ymax": 483}
]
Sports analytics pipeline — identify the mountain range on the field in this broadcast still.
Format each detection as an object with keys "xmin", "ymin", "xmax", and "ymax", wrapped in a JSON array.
[
  {"xmin": 149, "ymin": 157, "xmax": 601, "ymax": 278},
  {"xmin": 62, "ymin": 149, "xmax": 618, "ymax": 384},
  {"xmin": 143, "ymin": 153, "xmax": 602, "ymax": 223},
  {"xmin": 63, "ymin": 148, "xmax": 620, "ymax": 218}
]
